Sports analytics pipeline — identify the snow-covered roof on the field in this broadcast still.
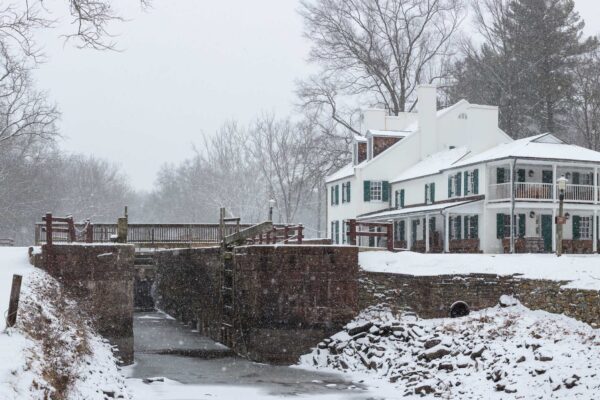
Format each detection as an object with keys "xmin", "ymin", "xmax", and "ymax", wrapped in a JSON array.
[
  {"xmin": 367, "ymin": 129, "xmax": 409, "ymax": 138},
  {"xmin": 448, "ymin": 133, "xmax": 600, "ymax": 169},
  {"xmin": 392, "ymin": 147, "xmax": 470, "ymax": 183},
  {"xmin": 354, "ymin": 134, "xmax": 367, "ymax": 143},
  {"xmin": 357, "ymin": 199, "xmax": 481, "ymax": 221},
  {"xmin": 325, "ymin": 163, "xmax": 355, "ymax": 183}
]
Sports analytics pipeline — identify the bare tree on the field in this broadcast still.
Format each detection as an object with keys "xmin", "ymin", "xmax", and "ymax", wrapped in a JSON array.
[
  {"xmin": 248, "ymin": 114, "xmax": 322, "ymax": 224},
  {"xmin": 298, "ymin": 0, "xmax": 465, "ymax": 139}
]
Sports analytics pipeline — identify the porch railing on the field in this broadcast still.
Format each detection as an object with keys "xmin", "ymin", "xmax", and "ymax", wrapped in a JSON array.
[
  {"xmin": 489, "ymin": 182, "xmax": 595, "ymax": 202},
  {"xmin": 562, "ymin": 184, "xmax": 594, "ymax": 202}
]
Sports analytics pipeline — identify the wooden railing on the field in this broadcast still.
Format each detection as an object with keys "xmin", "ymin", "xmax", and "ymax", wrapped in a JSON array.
[
  {"xmin": 0, "ymin": 238, "xmax": 14, "ymax": 247},
  {"xmin": 35, "ymin": 222, "xmax": 252, "ymax": 245}
]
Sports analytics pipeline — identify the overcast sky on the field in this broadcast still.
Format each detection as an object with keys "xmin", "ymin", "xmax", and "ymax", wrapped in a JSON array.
[{"xmin": 34, "ymin": 0, "xmax": 600, "ymax": 191}]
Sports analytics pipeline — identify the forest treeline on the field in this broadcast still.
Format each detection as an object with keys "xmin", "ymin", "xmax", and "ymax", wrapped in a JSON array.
[{"xmin": 2, "ymin": 0, "xmax": 600, "ymax": 243}]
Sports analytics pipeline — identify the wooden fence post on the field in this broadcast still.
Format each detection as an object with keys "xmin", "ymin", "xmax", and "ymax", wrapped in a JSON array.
[
  {"xmin": 117, "ymin": 217, "xmax": 128, "ymax": 243},
  {"xmin": 348, "ymin": 219, "xmax": 357, "ymax": 246},
  {"xmin": 6, "ymin": 274, "xmax": 22, "ymax": 328},
  {"xmin": 387, "ymin": 223, "xmax": 394, "ymax": 251},
  {"xmin": 45, "ymin": 213, "xmax": 53, "ymax": 246},
  {"xmin": 67, "ymin": 215, "xmax": 76, "ymax": 242},
  {"xmin": 86, "ymin": 220, "xmax": 94, "ymax": 243},
  {"xmin": 297, "ymin": 224, "xmax": 304, "ymax": 244},
  {"xmin": 284, "ymin": 226, "xmax": 289, "ymax": 244}
]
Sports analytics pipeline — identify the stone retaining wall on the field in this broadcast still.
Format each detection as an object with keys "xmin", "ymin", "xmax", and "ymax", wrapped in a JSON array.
[
  {"xmin": 39, "ymin": 244, "xmax": 136, "ymax": 363},
  {"xmin": 153, "ymin": 245, "xmax": 359, "ymax": 364},
  {"xmin": 360, "ymin": 270, "xmax": 600, "ymax": 328}
]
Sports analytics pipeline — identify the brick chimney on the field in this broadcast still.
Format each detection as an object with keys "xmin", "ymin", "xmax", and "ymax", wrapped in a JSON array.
[{"xmin": 418, "ymin": 85, "xmax": 437, "ymax": 160}]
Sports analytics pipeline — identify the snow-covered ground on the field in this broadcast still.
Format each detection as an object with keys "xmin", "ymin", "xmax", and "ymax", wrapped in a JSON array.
[
  {"xmin": 301, "ymin": 301, "xmax": 600, "ymax": 398},
  {"xmin": 0, "ymin": 247, "xmax": 130, "ymax": 400},
  {"xmin": 360, "ymin": 251, "xmax": 600, "ymax": 290}
]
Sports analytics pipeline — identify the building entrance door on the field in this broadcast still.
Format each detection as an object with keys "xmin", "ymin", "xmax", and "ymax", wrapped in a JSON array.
[{"xmin": 541, "ymin": 214, "xmax": 553, "ymax": 252}]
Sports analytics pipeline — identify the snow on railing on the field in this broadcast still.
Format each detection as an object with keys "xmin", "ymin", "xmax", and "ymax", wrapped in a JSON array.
[
  {"xmin": 489, "ymin": 182, "xmax": 594, "ymax": 202},
  {"xmin": 561, "ymin": 184, "xmax": 594, "ymax": 202}
]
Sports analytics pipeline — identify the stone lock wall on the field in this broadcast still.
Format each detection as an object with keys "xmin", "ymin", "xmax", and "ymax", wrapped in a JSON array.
[
  {"xmin": 360, "ymin": 271, "xmax": 600, "ymax": 328},
  {"xmin": 234, "ymin": 245, "xmax": 359, "ymax": 363},
  {"xmin": 153, "ymin": 247, "xmax": 223, "ymax": 339},
  {"xmin": 39, "ymin": 244, "xmax": 136, "ymax": 364},
  {"xmin": 153, "ymin": 245, "xmax": 359, "ymax": 364}
]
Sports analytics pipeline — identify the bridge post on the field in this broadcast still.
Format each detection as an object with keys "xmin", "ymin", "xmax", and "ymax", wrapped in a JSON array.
[
  {"xmin": 117, "ymin": 217, "xmax": 128, "ymax": 243},
  {"xmin": 297, "ymin": 224, "xmax": 303, "ymax": 244},
  {"xmin": 348, "ymin": 219, "xmax": 357, "ymax": 246},
  {"xmin": 45, "ymin": 213, "xmax": 53, "ymax": 247}
]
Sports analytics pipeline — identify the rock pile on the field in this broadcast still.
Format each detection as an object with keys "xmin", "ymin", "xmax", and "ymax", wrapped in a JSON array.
[{"xmin": 301, "ymin": 298, "xmax": 600, "ymax": 398}]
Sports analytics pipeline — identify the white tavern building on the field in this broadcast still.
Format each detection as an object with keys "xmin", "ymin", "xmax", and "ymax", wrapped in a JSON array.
[{"xmin": 326, "ymin": 85, "xmax": 600, "ymax": 254}]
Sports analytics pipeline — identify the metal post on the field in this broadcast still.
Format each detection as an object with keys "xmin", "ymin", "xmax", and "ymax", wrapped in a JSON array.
[
  {"xmin": 297, "ymin": 225, "xmax": 304, "ymax": 244},
  {"xmin": 510, "ymin": 160, "xmax": 516, "ymax": 253},
  {"xmin": 6, "ymin": 274, "xmax": 22, "ymax": 328}
]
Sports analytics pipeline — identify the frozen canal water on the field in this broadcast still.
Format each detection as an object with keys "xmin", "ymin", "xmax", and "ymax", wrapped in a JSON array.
[{"xmin": 123, "ymin": 312, "xmax": 394, "ymax": 399}]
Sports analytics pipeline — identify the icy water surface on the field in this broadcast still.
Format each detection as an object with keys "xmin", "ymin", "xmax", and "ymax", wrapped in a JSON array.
[{"xmin": 124, "ymin": 312, "xmax": 388, "ymax": 399}]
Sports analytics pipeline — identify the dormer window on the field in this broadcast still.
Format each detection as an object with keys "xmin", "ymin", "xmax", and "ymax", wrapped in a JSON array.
[{"xmin": 458, "ymin": 113, "xmax": 468, "ymax": 120}]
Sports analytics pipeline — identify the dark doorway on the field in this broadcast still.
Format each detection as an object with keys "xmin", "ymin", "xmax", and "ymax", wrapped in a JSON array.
[{"xmin": 541, "ymin": 214, "xmax": 553, "ymax": 252}]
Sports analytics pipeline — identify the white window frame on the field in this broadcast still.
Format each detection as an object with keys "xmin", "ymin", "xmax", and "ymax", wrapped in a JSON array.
[
  {"xmin": 580, "ymin": 216, "xmax": 591, "ymax": 240},
  {"xmin": 370, "ymin": 181, "xmax": 383, "ymax": 201}
]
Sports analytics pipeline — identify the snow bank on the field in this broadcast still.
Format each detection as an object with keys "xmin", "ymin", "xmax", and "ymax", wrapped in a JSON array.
[
  {"xmin": 360, "ymin": 251, "xmax": 600, "ymax": 290},
  {"xmin": 0, "ymin": 247, "xmax": 130, "ymax": 399},
  {"xmin": 301, "ymin": 302, "xmax": 600, "ymax": 398}
]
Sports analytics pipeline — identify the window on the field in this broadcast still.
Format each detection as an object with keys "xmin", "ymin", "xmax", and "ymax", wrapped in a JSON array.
[
  {"xmin": 342, "ymin": 220, "xmax": 347, "ymax": 244},
  {"xmin": 458, "ymin": 113, "xmax": 468, "ymax": 120},
  {"xmin": 449, "ymin": 216, "xmax": 461, "ymax": 240},
  {"xmin": 341, "ymin": 182, "xmax": 351, "ymax": 203},
  {"xmin": 395, "ymin": 189, "xmax": 405, "ymax": 209},
  {"xmin": 496, "ymin": 214, "xmax": 526, "ymax": 238},
  {"xmin": 463, "ymin": 169, "xmax": 479, "ymax": 196},
  {"xmin": 581, "ymin": 173, "xmax": 593, "ymax": 186},
  {"xmin": 425, "ymin": 183, "xmax": 435, "ymax": 204},
  {"xmin": 574, "ymin": 216, "xmax": 592, "ymax": 240},
  {"xmin": 330, "ymin": 185, "xmax": 340, "ymax": 206},
  {"xmin": 448, "ymin": 173, "xmax": 461, "ymax": 198},
  {"xmin": 331, "ymin": 220, "xmax": 340, "ymax": 244},
  {"xmin": 370, "ymin": 181, "xmax": 382, "ymax": 201}
]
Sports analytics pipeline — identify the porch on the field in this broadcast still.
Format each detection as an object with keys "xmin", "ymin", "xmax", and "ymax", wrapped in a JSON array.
[
  {"xmin": 487, "ymin": 162, "xmax": 599, "ymax": 203},
  {"xmin": 492, "ymin": 205, "xmax": 599, "ymax": 254}
]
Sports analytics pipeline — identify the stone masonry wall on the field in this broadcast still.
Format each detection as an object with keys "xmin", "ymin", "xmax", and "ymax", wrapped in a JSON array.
[
  {"xmin": 360, "ymin": 270, "xmax": 600, "ymax": 328},
  {"xmin": 153, "ymin": 247, "xmax": 223, "ymax": 340},
  {"xmin": 234, "ymin": 245, "xmax": 359, "ymax": 363},
  {"xmin": 40, "ymin": 243, "xmax": 136, "ymax": 364},
  {"xmin": 153, "ymin": 245, "xmax": 359, "ymax": 364}
]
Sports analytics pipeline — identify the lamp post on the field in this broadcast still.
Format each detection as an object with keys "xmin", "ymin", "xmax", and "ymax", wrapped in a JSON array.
[
  {"xmin": 556, "ymin": 175, "xmax": 568, "ymax": 257},
  {"xmin": 268, "ymin": 199, "xmax": 276, "ymax": 222}
]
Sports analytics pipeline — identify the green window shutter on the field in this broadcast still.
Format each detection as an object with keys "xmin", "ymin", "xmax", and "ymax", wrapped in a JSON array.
[
  {"xmin": 341, "ymin": 183, "xmax": 345, "ymax": 203},
  {"xmin": 422, "ymin": 218, "xmax": 426, "ymax": 241},
  {"xmin": 347, "ymin": 182, "xmax": 351, "ymax": 203},
  {"xmin": 330, "ymin": 186, "xmax": 334, "ymax": 205},
  {"xmin": 429, "ymin": 217, "xmax": 436, "ymax": 234},
  {"xmin": 497, "ymin": 168, "xmax": 505, "ymax": 184},
  {"xmin": 472, "ymin": 215, "xmax": 479, "ymax": 238},
  {"xmin": 573, "ymin": 215, "xmax": 581, "ymax": 240},
  {"xmin": 382, "ymin": 181, "xmax": 390, "ymax": 202},
  {"xmin": 430, "ymin": 183, "xmax": 435, "ymax": 203},
  {"xmin": 335, "ymin": 185, "xmax": 340, "ymax": 205},
  {"xmin": 412, "ymin": 220, "xmax": 418, "ymax": 242},
  {"xmin": 363, "ymin": 180, "xmax": 371, "ymax": 202},
  {"xmin": 517, "ymin": 169, "xmax": 526, "ymax": 183},
  {"xmin": 456, "ymin": 217, "xmax": 462, "ymax": 240},
  {"xmin": 463, "ymin": 216, "xmax": 469, "ymax": 239},
  {"xmin": 572, "ymin": 172, "xmax": 580, "ymax": 185},
  {"xmin": 456, "ymin": 173, "xmax": 462, "ymax": 196},
  {"xmin": 448, "ymin": 175, "xmax": 453, "ymax": 197},
  {"xmin": 424, "ymin": 184, "xmax": 429, "ymax": 203},
  {"xmin": 496, "ymin": 213, "xmax": 505, "ymax": 238},
  {"xmin": 394, "ymin": 190, "xmax": 399, "ymax": 208},
  {"xmin": 473, "ymin": 169, "xmax": 479, "ymax": 194},
  {"xmin": 518, "ymin": 214, "xmax": 526, "ymax": 238},
  {"xmin": 464, "ymin": 171, "xmax": 469, "ymax": 195},
  {"xmin": 400, "ymin": 189, "xmax": 405, "ymax": 208},
  {"xmin": 400, "ymin": 220, "xmax": 405, "ymax": 241},
  {"xmin": 331, "ymin": 221, "xmax": 334, "ymax": 240}
]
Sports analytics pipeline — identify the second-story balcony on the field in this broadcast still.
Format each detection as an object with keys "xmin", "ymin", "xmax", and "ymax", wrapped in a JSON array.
[{"xmin": 489, "ymin": 182, "xmax": 596, "ymax": 202}]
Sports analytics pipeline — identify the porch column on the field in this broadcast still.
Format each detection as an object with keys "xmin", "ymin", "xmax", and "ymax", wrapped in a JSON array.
[
  {"xmin": 425, "ymin": 214, "xmax": 430, "ymax": 253},
  {"xmin": 444, "ymin": 212, "xmax": 450, "ymax": 253},
  {"xmin": 594, "ymin": 166, "xmax": 598, "ymax": 204},
  {"xmin": 406, "ymin": 218, "xmax": 412, "ymax": 251},
  {"xmin": 480, "ymin": 210, "xmax": 487, "ymax": 253},
  {"xmin": 552, "ymin": 208, "xmax": 557, "ymax": 252},
  {"xmin": 552, "ymin": 164, "xmax": 558, "ymax": 203},
  {"xmin": 594, "ymin": 210, "xmax": 598, "ymax": 253},
  {"xmin": 509, "ymin": 162, "xmax": 515, "ymax": 253}
]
